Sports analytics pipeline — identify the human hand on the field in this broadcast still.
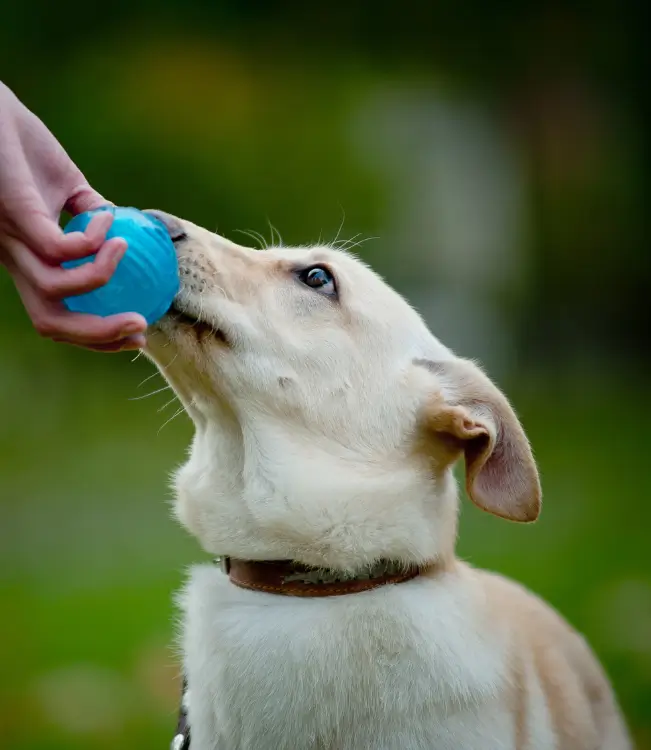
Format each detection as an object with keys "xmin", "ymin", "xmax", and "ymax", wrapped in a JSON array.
[{"xmin": 0, "ymin": 82, "xmax": 147, "ymax": 351}]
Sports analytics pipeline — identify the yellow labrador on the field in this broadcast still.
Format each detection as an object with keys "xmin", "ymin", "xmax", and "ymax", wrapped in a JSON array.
[{"xmin": 144, "ymin": 212, "xmax": 631, "ymax": 750}]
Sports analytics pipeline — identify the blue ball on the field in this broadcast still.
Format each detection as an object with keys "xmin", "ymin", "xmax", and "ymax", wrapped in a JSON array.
[{"xmin": 62, "ymin": 206, "xmax": 180, "ymax": 325}]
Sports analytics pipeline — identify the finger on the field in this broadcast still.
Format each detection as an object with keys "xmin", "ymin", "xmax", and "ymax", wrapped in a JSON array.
[
  {"xmin": 24, "ymin": 209, "xmax": 115, "ymax": 263},
  {"xmin": 36, "ymin": 310, "xmax": 148, "ymax": 346},
  {"xmin": 68, "ymin": 209, "xmax": 115, "ymax": 250},
  {"xmin": 36, "ymin": 309, "xmax": 148, "ymax": 346},
  {"xmin": 13, "ymin": 271, "xmax": 147, "ymax": 345},
  {"xmin": 9, "ymin": 236, "xmax": 127, "ymax": 299},
  {"xmin": 50, "ymin": 210, "xmax": 116, "ymax": 262},
  {"xmin": 55, "ymin": 334, "xmax": 147, "ymax": 353}
]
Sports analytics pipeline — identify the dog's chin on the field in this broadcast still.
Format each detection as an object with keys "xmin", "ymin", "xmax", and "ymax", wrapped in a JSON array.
[{"xmin": 160, "ymin": 303, "xmax": 229, "ymax": 344}]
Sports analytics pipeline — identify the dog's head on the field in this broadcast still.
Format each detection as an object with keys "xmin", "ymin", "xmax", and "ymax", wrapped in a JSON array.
[{"xmin": 145, "ymin": 212, "xmax": 541, "ymax": 570}]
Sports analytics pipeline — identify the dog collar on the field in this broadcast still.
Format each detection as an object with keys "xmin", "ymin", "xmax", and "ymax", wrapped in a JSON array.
[{"xmin": 214, "ymin": 555, "xmax": 423, "ymax": 597}]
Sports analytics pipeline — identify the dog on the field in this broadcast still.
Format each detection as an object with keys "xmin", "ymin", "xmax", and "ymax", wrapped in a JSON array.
[{"xmin": 144, "ymin": 210, "xmax": 631, "ymax": 750}]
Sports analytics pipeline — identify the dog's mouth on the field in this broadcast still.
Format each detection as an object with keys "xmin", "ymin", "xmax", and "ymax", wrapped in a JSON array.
[{"xmin": 167, "ymin": 303, "xmax": 228, "ymax": 344}]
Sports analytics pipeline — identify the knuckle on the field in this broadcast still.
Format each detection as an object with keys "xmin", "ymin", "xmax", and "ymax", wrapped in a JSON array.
[
  {"xmin": 78, "ymin": 231, "xmax": 96, "ymax": 248},
  {"xmin": 41, "ymin": 241, "xmax": 68, "ymax": 263},
  {"xmin": 40, "ymin": 249, "xmax": 61, "ymax": 265},
  {"xmin": 38, "ymin": 279, "xmax": 63, "ymax": 299}
]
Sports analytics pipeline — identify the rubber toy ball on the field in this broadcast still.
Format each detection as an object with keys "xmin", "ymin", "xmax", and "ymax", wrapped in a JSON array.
[{"xmin": 62, "ymin": 206, "xmax": 180, "ymax": 325}]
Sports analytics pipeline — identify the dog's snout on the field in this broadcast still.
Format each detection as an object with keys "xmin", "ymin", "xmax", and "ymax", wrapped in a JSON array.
[{"xmin": 145, "ymin": 209, "xmax": 188, "ymax": 243}]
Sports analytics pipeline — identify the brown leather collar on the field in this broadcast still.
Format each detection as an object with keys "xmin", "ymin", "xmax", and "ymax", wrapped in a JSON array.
[{"xmin": 216, "ymin": 556, "xmax": 423, "ymax": 597}]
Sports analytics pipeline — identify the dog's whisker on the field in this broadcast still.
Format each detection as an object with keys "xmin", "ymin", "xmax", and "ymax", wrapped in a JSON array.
[
  {"xmin": 253, "ymin": 229, "xmax": 269, "ymax": 249},
  {"xmin": 196, "ymin": 293, "xmax": 205, "ymax": 328},
  {"xmin": 266, "ymin": 218, "xmax": 283, "ymax": 247},
  {"xmin": 213, "ymin": 283, "xmax": 228, "ymax": 301},
  {"xmin": 158, "ymin": 395, "xmax": 180, "ymax": 413},
  {"xmin": 331, "ymin": 205, "xmax": 347, "ymax": 247},
  {"xmin": 161, "ymin": 353, "xmax": 179, "ymax": 371},
  {"xmin": 131, "ymin": 350, "xmax": 144, "ymax": 362},
  {"xmin": 234, "ymin": 229, "xmax": 268, "ymax": 250},
  {"xmin": 129, "ymin": 385, "xmax": 172, "ymax": 401},
  {"xmin": 340, "ymin": 236, "xmax": 379, "ymax": 252},
  {"xmin": 138, "ymin": 369, "xmax": 164, "ymax": 388},
  {"xmin": 233, "ymin": 229, "xmax": 262, "ymax": 249},
  {"xmin": 157, "ymin": 405, "xmax": 187, "ymax": 434},
  {"xmin": 335, "ymin": 233, "xmax": 363, "ymax": 250}
]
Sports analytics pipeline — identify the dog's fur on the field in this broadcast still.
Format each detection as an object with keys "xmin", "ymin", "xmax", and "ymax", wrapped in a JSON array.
[{"xmin": 145, "ymin": 213, "xmax": 631, "ymax": 750}]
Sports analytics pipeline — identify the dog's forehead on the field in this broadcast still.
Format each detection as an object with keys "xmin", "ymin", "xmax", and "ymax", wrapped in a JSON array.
[{"xmin": 267, "ymin": 243, "xmax": 360, "ymax": 265}]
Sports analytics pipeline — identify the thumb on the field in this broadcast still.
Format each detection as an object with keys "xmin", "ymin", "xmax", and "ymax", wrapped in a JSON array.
[{"xmin": 65, "ymin": 183, "xmax": 113, "ymax": 216}]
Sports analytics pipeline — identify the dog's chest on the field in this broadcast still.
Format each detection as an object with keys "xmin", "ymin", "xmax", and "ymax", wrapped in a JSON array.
[{"xmin": 181, "ymin": 565, "xmax": 510, "ymax": 750}]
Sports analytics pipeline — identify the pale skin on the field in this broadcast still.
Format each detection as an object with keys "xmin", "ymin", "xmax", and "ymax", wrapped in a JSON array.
[{"xmin": 0, "ymin": 81, "xmax": 147, "ymax": 352}]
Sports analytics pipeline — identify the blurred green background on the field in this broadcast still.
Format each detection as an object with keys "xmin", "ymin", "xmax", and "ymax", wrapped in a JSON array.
[{"xmin": 1, "ymin": 2, "xmax": 649, "ymax": 748}]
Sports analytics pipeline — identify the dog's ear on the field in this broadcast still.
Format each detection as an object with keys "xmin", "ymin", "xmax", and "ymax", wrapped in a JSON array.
[{"xmin": 417, "ymin": 358, "xmax": 541, "ymax": 523}]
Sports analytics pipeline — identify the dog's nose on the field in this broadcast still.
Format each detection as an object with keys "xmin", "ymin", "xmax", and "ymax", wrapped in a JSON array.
[{"xmin": 144, "ymin": 209, "xmax": 187, "ymax": 243}]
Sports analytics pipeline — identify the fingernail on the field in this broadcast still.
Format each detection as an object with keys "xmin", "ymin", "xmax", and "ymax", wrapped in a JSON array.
[
  {"xmin": 88, "ymin": 211, "xmax": 113, "ymax": 232},
  {"xmin": 120, "ymin": 334, "xmax": 147, "ymax": 351},
  {"xmin": 123, "ymin": 322, "xmax": 146, "ymax": 334},
  {"xmin": 111, "ymin": 240, "xmax": 128, "ymax": 262},
  {"xmin": 95, "ymin": 209, "xmax": 114, "ymax": 224}
]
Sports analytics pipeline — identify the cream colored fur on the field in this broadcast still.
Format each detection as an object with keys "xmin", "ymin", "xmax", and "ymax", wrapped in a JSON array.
[{"xmin": 144, "ymin": 213, "xmax": 631, "ymax": 750}]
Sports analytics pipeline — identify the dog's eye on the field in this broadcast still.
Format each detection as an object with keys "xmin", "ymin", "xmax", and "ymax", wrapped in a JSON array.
[{"xmin": 298, "ymin": 266, "xmax": 336, "ymax": 296}]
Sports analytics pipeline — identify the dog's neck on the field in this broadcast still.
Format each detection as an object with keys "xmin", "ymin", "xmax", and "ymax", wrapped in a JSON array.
[{"xmin": 173, "ymin": 420, "xmax": 460, "ymax": 573}]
